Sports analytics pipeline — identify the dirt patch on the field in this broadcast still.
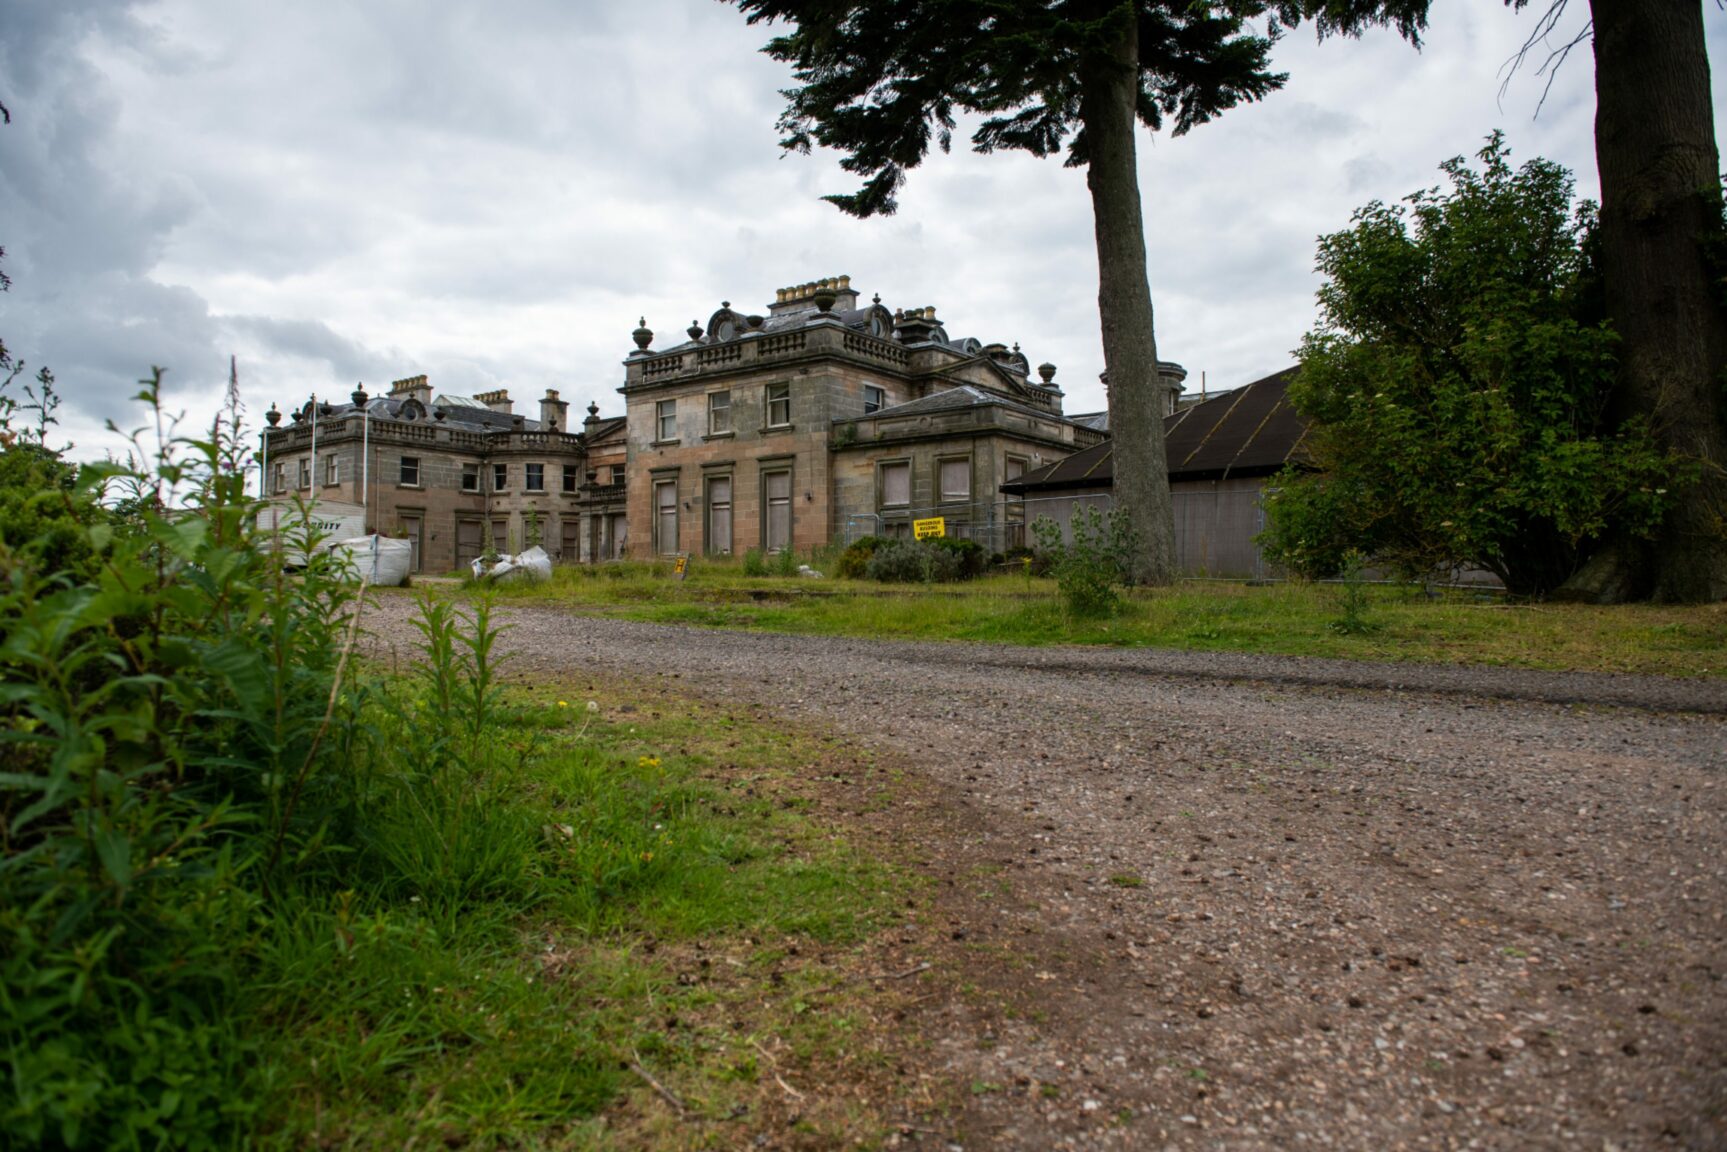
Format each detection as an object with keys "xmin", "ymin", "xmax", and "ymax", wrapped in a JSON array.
[{"xmin": 363, "ymin": 598, "xmax": 1727, "ymax": 1150}]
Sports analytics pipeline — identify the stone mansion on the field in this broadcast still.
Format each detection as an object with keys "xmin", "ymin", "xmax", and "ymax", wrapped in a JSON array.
[{"xmin": 259, "ymin": 276, "xmax": 1187, "ymax": 574}]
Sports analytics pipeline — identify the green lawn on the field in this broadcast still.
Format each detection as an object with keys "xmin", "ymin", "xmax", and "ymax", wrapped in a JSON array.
[
  {"xmin": 250, "ymin": 672, "xmax": 918, "ymax": 1149},
  {"xmin": 482, "ymin": 559, "xmax": 1727, "ymax": 678}
]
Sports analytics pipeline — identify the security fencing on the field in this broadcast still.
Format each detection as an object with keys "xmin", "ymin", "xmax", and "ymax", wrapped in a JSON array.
[{"xmin": 838, "ymin": 487, "xmax": 1282, "ymax": 580}]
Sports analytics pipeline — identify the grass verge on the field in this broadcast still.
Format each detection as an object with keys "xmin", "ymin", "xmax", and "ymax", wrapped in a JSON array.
[
  {"xmin": 251, "ymin": 672, "xmax": 923, "ymax": 1150},
  {"xmin": 481, "ymin": 561, "xmax": 1727, "ymax": 679}
]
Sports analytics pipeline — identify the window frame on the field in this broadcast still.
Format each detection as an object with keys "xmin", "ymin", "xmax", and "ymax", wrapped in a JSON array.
[
  {"xmin": 562, "ymin": 464, "xmax": 579, "ymax": 493},
  {"xmin": 324, "ymin": 452, "xmax": 340, "ymax": 486},
  {"xmin": 297, "ymin": 457, "xmax": 311, "ymax": 489},
  {"xmin": 492, "ymin": 462, "xmax": 508, "ymax": 492},
  {"xmin": 878, "ymin": 459, "xmax": 911, "ymax": 508},
  {"xmin": 653, "ymin": 477, "xmax": 679, "ymax": 556},
  {"xmin": 655, "ymin": 398, "xmax": 678, "ymax": 443},
  {"xmin": 765, "ymin": 383, "xmax": 791, "ymax": 429},
  {"xmin": 938, "ymin": 456, "xmax": 972, "ymax": 503},
  {"xmin": 707, "ymin": 390, "xmax": 732, "ymax": 436},
  {"xmin": 398, "ymin": 455, "xmax": 420, "ymax": 487},
  {"xmin": 762, "ymin": 467, "xmax": 793, "ymax": 552},
  {"xmin": 705, "ymin": 473, "xmax": 733, "ymax": 556},
  {"xmin": 461, "ymin": 462, "xmax": 480, "ymax": 492},
  {"xmin": 864, "ymin": 385, "xmax": 886, "ymax": 415},
  {"xmin": 524, "ymin": 462, "xmax": 545, "ymax": 492}
]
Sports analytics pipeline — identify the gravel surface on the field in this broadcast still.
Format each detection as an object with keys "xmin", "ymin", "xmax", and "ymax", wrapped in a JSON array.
[{"xmin": 367, "ymin": 598, "xmax": 1727, "ymax": 1150}]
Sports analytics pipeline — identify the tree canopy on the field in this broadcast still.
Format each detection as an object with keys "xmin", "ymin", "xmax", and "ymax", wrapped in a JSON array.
[
  {"xmin": 728, "ymin": 0, "xmax": 1286, "ymax": 584},
  {"xmin": 1261, "ymin": 135, "xmax": 1677, "ymax": 596}
]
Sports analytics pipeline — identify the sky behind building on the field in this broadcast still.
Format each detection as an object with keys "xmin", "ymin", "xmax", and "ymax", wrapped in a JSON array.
[{"xmin": 2, "ymin": 0, "xmax": 1722, "ymax": 458}]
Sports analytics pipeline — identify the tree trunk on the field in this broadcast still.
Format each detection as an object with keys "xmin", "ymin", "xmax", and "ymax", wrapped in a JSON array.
[
  {"xmin": 1077, "ymin": 12, "xmax": 1176, "ymax": 586},
  {"xmin": 1590, "ymin": 0, "xmax": 1727, "ymax": 602}
]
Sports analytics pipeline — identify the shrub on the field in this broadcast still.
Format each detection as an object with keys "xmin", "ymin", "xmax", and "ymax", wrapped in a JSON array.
[
  {"xmin": 864, "ymin": 539, "xmax": 964, "ymax": 583},
  {"xmin": 834, "ymin": 536, "xmax": 883, "ymax": 579},
  {"xmin": 742, "ymin": 547, "xmax": 767, "ymax": 576},
  {"xmin": 0, "ymin": 372, "xmax": 364, "ymax": 1147},
  {"xmin": 773, "ymin": 544, "xmax": 799, "ymax": 576},
  {"xmin": 929, "ymin": 536, "xmax": 987, "ymax": 579},
  {"xmin": 1032, "ymin": 505, "xmax": 1137, "ymax": 616}
]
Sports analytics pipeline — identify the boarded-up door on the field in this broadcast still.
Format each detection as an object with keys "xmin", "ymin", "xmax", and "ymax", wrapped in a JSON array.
[
  {"xmin": 400, "ymin": 515, "xmax": 423, "ymax": 572},
  {"xmin": 456, "ymin": 518, "xmax": 483, "ymax": 568},
  {"xmin": 561, "ymin": 517, "xmax": 581, "ymax": 562}
]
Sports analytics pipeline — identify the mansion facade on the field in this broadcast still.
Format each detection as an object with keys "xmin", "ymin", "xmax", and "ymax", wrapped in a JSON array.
[{"xmin": 260, "ymin": 275, "xmax": 1186, "ymax": 572}]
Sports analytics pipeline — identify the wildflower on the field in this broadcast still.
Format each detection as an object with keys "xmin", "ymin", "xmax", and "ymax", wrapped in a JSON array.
[
  {"xmin": 587, "ymin": 700, "xmax": 600, "ymax": 713},
  {"xmin": 641, "ymin": 851, "xmax": 654, "ymax": 862},
  {"xmin": 558, "ymin": 700, "xmax": 569, "ymax": 708},
  {"xmin": 638, "ymin": 755, "xmax": 661, "ymax": 770}
]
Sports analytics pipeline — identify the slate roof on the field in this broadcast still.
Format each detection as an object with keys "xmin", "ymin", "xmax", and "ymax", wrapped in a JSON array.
[
  {"xmin": 1001, "ymin": 368, "xmax": 1309, "ymax": 492},
  {"xmin": 860, "ymin": 384, "xmax": 1079, "ymax": 427}
]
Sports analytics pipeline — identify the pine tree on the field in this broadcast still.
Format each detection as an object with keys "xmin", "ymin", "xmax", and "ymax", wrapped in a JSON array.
[{"xmin": 728, "ymin": 0, "xmax": 1285, "ymax": 585}]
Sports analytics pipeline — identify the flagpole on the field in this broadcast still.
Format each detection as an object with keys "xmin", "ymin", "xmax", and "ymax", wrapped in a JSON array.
[
  {"xmin": 309, "ymin": 392, "xmax": 317, "ymax": 509},
  {"xmin": 361, "ymin": 386, "xmax": 370, "ymax": 531}
]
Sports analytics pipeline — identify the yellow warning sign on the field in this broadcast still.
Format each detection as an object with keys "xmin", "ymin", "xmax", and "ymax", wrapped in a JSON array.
[
  {"xmin": 673, "ymin": 555, "xmax": 689, "ymax": 580},
  {"xmin": 913, "ymin": 517, "xmax": 946, "ymax": 540}
]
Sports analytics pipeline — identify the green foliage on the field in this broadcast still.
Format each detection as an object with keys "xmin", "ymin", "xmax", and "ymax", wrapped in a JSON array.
[
  {"xmin": 773, "ymin": 542, "xmax": 799, "ymax": 576},
  {"xmin": 864, "ymin": 539, "xmax": 961, "ymax": 583},
  {"xmin": 731, "ymin": 0, "xmax": 1284, "ymax": 217},
  {"xmin": 1329, "ymin": 549, "xmax": 1377, "ymax": 635},
  {"xmin": 929, "ymin": 536, "xmax": 987, "ymax": 580},
  {"xmin": 1032, "ymin": 505, "xmax": 1138, "ymax": 616},
  {"xmin": 0, "ymin": 374, "xmax": 908, "ymax": 1147},
  {"xmin": 741, "ymin": 547, "xmax": 768, "ymax": 576},
  {"xmin": 834, "ymin": 536, "xmax": 883, "ymax": 579},
  {"xmin": 1, "ymin": 372, "xmax": 361, "ymax": 1148},
  {"xmin": 1262, "ymin": 134, "xmax": 1679, "ymax": 596}
]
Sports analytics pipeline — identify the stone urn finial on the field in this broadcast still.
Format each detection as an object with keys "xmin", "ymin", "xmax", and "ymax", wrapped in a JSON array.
[
  {"xmin": 1038, "ymin": 362, "xmax": 1057, "ymax": 386},
  {"xmin": 351, "ymin": 384, "xmax": 368, "ymax": 407},
  {"xmin": 812, "ymin": 286, "xmax": 838, "ymax": 313},
  {"xmin": 687, "ymin": 320, "xmax": 703, "ymax": 340},
  {"xmin": 265, "ymin": 403, "xmax": 281, "ymax": 427},
  {"xmin": 587, "ymin": 400, "xmax": 600, "ymax": 420},
  {"xmin": 632, "ymin": 317, "xmax": 654, "ymax": 351}
]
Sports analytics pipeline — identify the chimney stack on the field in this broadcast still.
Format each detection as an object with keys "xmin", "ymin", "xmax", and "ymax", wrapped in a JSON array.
[
  {"xmin": 387, "ymin": 374, "xmax": 431, "ymax": 406},
  {"xmin": 474, "ymin": 388, "xmax": 513, "ymax": 415},
  {"xmin": 540, "ymin": 389, "xmax": 568, "ymax": 433}
]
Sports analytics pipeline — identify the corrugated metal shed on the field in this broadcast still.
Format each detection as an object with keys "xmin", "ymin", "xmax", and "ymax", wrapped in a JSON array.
[{"xmin": 1002, "ymin": 367, "xmax": 1309, "ymax": 492}]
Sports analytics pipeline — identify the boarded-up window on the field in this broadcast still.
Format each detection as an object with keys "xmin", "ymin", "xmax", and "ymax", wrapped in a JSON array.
[
  {"xmin": 764, "ymin": 470, "xmax": 791, "ymax": 551},
  {"xmin": 880, "ymin": 461, "xmax": 910, "ymax": 507},
  {"xmin": 655, "ymin": 479, "xmax": 678, "ymax": 555},
  {"xmin": 707, "ymin": 475, "xmax": 732, "ymax": 555},
  {"xmin": 939, "ymin": 458, "xmax": 970, "ymax": 501}
]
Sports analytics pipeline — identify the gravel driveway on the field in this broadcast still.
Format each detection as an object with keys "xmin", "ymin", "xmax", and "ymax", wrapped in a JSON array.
[{"xmin": 367, "ymin": 599, "xmax": 1726, "ymax": 1151}]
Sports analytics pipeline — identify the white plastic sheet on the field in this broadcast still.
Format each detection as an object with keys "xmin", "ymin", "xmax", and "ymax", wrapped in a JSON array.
[
  {"xmin": 331, "ymin": 535, "xmax": 413, "ymax": 587},
  {"xmin": 471, "ymin": 545, "xmax": 553, "ymax": 583}
]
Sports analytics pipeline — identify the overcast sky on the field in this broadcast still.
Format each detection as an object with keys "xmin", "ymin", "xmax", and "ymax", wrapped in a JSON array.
[{"xmin": 3, "ymin": 1, "xmax": 1723, "ymax": 459}]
